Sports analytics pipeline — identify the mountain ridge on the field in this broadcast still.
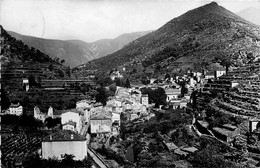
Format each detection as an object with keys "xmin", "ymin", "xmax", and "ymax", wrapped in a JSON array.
[
  {"xmin": 8, "ymin": 30, "xmax": 152, "ymax": 67},
  {"xmin": 82, "ymin": 2, "xmax": 260, "ymax": 75}
]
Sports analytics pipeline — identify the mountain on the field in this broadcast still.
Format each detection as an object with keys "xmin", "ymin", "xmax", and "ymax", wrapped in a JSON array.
[
  {"xmin": 0, "ymin": 25, "xmax": 57, "ymax": 65},
  {"xmin": 0, "ymin": 25, "xmax": 84, "ymax": 113},
  {"xmin": 83, "ymin": 2, "xmax": 260, "ymax": 75},
  {"xmin": 237, "ymin": 7, "xmax": 260, "ymax": 26},
  {"xmin": 8, "ymin": 31, "xmax": 151, "ymax": 67},
  {"xmin": 0, "ymin": 25, "xmax": 68, "ymax": 89}
]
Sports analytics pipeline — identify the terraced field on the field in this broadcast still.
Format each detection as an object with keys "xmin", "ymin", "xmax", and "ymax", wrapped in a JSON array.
[
  {"xmin": 206, "ymin": 63, "xmax": 260, "ymax": 118},
  {"xmin": 1, "ymin": 132, "xmax": 46, "ymax": 166}
]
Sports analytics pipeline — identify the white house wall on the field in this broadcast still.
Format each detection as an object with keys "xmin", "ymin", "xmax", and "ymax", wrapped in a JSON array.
[{"xmin": 42, "ymin": 141, "xmax": 87, "ymax": 160}]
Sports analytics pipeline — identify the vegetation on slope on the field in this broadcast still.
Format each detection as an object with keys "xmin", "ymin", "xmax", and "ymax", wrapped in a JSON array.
[{"xmin": 82, "ymin": 2, "xmax": 260, "ymax": 77}]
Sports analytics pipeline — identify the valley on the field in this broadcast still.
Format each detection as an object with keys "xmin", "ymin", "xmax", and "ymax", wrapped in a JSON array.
[{"xmin": 2, "ymin": 1, "xmax": 260, "ymax": 168}]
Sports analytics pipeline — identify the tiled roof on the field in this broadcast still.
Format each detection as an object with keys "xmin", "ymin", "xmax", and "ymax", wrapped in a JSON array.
[
  {"xmin": 93, "ymin": 102, "xmax": 103, "ymax": 107},
  {"xmin": 205, "ymin": 71, "xmax": 215, "ymax": 76},
  {"xmin": 165, "ymin": 89, "xmax": 181, "ymax": 95},
  {"xmin": 165, "ymin": 142, "xmax": 178, "ymax": 151},
  {"xmin": 212, "ymin": 127, "xmax": 234, "ymax": 136},
  {"xmin": 249, "ymin": 117, "xmax": 260, "ymax": 121},
  {"xmin": 171, "ymin": 102, "xmax": 181, "ymax": 106},
  {"xmin": 52, "ymin": 109, "xmax": 63, "ymax": 116},
  {"xmin": 43, "ymin": 130, "xmax": 86, "ymax": 141},
  {"xmin": 181, "ymin": 147, "xmax": 198, "ymax": 153},
  {"xmin": 63, "ymin": 121, "xmax": 76, "ymax": 127},
  {"xmin": 76, "ymin": 99, "xmax": 92, "ymax": 104},
  {"xmin": 10, "ymin": 103, "xmax": 21, "ymax": 108},
  {"xmin": 180, "ymin": 99, "xmax": 188, "ymax": 103},
  {"xmin": 90, "ymin": 111, "xmax": 112, "ymax": 120},
  {"xmin": 62, "ymin": 109, "xmax": 83, "ymax": 114}
]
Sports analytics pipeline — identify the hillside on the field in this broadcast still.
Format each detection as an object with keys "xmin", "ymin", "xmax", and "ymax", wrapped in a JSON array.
[
  {"xmin": 8, "ymin": 30, "xmax": 151, "ymax": 67},
  {"xmin": 84, "ymin": 2, "xmax": 260, "ymax": 75},
  {"xmin": 0, "ymin": 25, "xmax": 89, "ymax": 112},
  {"xmin": 0, "ymin": 25, "xmax": 57, "ymax": 66},
  {"xmin": 0, "ymin": 25, "xmax": 70, "ymax": 89},
  {"xmin": 237, "ymin": 7, "xmax": 260, "ymax": 26}
]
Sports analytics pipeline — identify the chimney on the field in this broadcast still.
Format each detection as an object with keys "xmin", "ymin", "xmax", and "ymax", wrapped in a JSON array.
[{"xmin": 71, "ymin": 134, "xmax": 74, "ymax": 140}]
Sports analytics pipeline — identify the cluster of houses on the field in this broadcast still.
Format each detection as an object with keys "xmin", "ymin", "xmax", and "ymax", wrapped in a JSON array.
[{"xmin": 3, "ymin": 67, "xmax": 231, "ymax": 161}]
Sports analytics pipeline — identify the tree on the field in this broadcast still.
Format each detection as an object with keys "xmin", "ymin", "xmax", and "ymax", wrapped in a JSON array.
[
  {"xmin": 48, "ymin": 64, "xmax": 54, "ymax": 71},
  {"xmin": 12, "ymin": 125, "xmax": 19, "ymax": 134},
  {"xmin": 141, "ymin": 76, "xmax": 150, "ymax": 85},
  {"xmin": 132, "ymin": 68, "xmax": 137, "ymax": 74},
  {"xmin": 1, "ymin": 88, "xmax": 10, "ymax": 110},
  {"xmin": 181, "ymin": 84, "xmax": 188, "ymax": 96},
  {"xmin": 125, "ymin": 78, "xmax": 131, "ymax": 88},
  {"xmin": 95, "ymin": 87, "xmax": 108, "ymax": 105},
  {"xmin": 36, "ymin": 77, "xmax": 42, "ymax": 87},
  {"xmin": 191, "ymin": 90, "xmax": 198, "ymax": 109},
  {"xmin": 45, "ymin": 117, "xmax": 61, "ymax": 129},
  {"xmin": 165, "ymin": 73, "xmax": 170, "ymax": 80},
  {"xmin": 66, "ymin": 66, "xmax": 71, "ymax": 77},
  {"xmin": 141, "ymin": 87, "xmax": 167, "ymax": 107},
  {"xmin": 115, "ymin": 77, "xmax": 123, "ymax": 86},
  {"xmin": 22, "ymin": 96, "xmax": 30, "ymax": 107},
  {"xmin": 109, "ymin": 84, "xmax": 117, "ymax": 94},
  {"xmin": 213, "ymin": 52, "xmax": 234, "ymax": 72},
  {"xmin": 61, "ymin": 154, "xmax": 75, "ymax": 167},
  {"xmin": 247, "ymin": 52, "xmax": 254, "ymax": 60},
  {"xmin": 60, "ymin": 59, "xmax": 65, "ymax": 64},
  {"xmin": 28, "ymin": 75, "xmax": 37, "ymax": 87},
  {"xmin": 80, "ymin": 83, "xmax": 91, "ymax": 94},
  {"xmin": 57, "ymin": 69, "xmax": 64, "ymax": 78}
]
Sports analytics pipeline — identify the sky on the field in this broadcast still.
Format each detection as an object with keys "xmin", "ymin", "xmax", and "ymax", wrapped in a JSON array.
[{"xmin": 1, "ymin": 0, "xmax": 260, "ymax": 42}]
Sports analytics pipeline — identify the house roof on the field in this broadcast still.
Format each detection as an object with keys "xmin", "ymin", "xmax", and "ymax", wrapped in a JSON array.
[
  {"xmin": 205, "ymin": 71, "xmax": 215, "ymax": 76},
  {"xmin": 222, "ymin": 124, "xmax": 237, "ymax": 131},
  {"xmin": 169, "ymin": 98, "xmax": 182, "ymax": 102},
  {"xmin": 10, "ymin": 103, "xmax": 21, "ymax": 108},
  {"xmin": 165, "ymin": 89, "xmax": 181, "ymax": 95},
  {"xmin": 76, "ymin": 99, "xmax": 92, "ymax": 104},
  {"xmin": 62, "ymin": 109, "xmax": 83, "ymax": 115},
  {"xmin": 53, "ymin": 109, "xmax": 63, "ymax": 116},
  {"xmin": 90, "ymin": 111, "xmax": 112, "ymax": 120},
  {"xmin": 249, "ymin": 117, "xmax": 260, "ymax": 122},
  {"xmin": 181, "ymin": 147, "xmax": 198, "ymax": 153},
  {"xmin": 63, "ymin": 121, "xmax": 76, "ymax": 127},
  {"xmin": 165, "ymin": 142, "xmax": 178, "ymax": 151},
  {"xmin": 212, "ymin": 127, "xmax": 234, "ymax": 137},
  {"xmin": 180, "ymin": 99, "xmax": 188, "ymax": 103},
  {"xmin": 43, "ymin": 130, "xmax": 86, "ymax": 142},
  {"xmin": 93, "ymin": 102, "xmax": 103, "ymax": 107},
  {"xmin": 174, "ymin": 148, "xmax": 189, "ymax": 156},
  {"xmin": 122, "ymin": 99, "xmax": 133, "ymax": 104},
  {"xmin": 171, "ymin": 102, "xmax": 181, "ymax": 106}
]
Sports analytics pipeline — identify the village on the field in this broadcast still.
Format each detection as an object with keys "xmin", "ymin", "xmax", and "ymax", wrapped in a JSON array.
[{"xmin": 4, "ymin": 63, "xmax": 260, "ymax": 167}]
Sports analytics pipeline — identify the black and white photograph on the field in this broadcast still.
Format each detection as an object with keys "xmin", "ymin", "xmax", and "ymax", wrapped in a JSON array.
[{"xmin": 1, "ymin": 0, "xmax": 260, "ymax": 167}]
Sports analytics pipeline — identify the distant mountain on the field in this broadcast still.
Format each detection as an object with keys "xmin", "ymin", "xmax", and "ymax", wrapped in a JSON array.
[
  {"xmin": 237, "ymin": 7, "xmax": 260, "ymax": 26},
  {"xmin": 8, "ymin": 31, "xmax": 151, "ymax": 67},
  {"xmin": 83, "ymin": 2, "xmax": 260, "ymax": 74}
]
